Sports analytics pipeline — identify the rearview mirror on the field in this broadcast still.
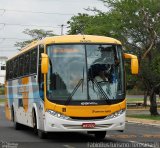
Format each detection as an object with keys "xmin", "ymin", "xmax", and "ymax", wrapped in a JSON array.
[
  {"xmin": 124, "ymin": 53, "xmax": 139, "ymax": 74},
  {"xmin": 41, "ymin": 53, "xmax": 49, "ymax": 74}
]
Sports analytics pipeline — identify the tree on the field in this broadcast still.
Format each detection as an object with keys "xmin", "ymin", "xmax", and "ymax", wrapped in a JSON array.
[
  {"xmin": 103, "ymin": 0, "xmax": 160, "ymax": 115},
  {"xmin": 15, "ymin": 29, "xmax": 55, "ymax": 49},
  {"xmin": 67, "ymin": 0, "xmax": 160, "ymax": 115},
  {"xmin": 67, "ymin": 12, "xmax": 118, "ymax": 37}
]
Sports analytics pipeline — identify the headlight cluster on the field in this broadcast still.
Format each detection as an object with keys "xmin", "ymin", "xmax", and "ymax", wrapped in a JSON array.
[
  {"xmin": 47, "ymin": 110, "xmax": 70, "ymax": 120},
  {"xmin": 105, "ymin": 109, "xmax": 125, "ymax": 120}
]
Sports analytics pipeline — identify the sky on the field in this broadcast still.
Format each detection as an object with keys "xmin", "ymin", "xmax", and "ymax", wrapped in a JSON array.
[{"xmin": 0, "ymin": 0, "xmax": 108, "ymax": 58}]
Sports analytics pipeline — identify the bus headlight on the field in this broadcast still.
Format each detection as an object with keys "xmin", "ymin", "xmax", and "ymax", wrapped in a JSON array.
[
  {"xmin": 105, "ymin": 109, "xmax": 125, "ymax": 120},
  {"xmin": 46, "ymin": 110, "xmax": 70, "ymax": 120}
]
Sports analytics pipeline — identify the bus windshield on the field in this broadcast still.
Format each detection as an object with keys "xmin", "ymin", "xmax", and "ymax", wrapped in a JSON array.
[{"xmin": 47, "ymin": 44, "xmax": 124, "ymax": 105}]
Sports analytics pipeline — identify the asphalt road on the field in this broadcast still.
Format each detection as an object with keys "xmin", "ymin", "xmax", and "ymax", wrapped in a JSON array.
[{"xmin": 0, "ymin": 106, "xmax": 160, "ymax": 148}]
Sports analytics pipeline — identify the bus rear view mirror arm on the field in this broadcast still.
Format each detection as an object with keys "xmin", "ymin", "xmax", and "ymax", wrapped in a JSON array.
[
  {"xmin": 123, "ymin": 53, "xmax": 139, "ymax": 75},
  {"xmin": 41, "ymin": 53, "xmax": 49, "ymax": 74}
]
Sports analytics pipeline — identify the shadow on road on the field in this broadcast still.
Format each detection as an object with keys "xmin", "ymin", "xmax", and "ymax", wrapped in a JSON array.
[{"xmin": 17, "ymin": 125, "xmax": 117, "ymax": 143}]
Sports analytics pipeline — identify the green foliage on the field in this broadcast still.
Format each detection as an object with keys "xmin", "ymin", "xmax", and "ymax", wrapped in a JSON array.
[
  {"xmin": 23, "ymin": 29, "xmax": 55, "ymax": 39},
  {"xmin": 67, "ymin": 13, "xmax": 91, "ymax": 34},
  {"xmin": 141, "ymin": 51, "xmax": 160, "ymax": 86},
  {"xmin": 68, "ymin": 0, "xmax": 160, "ymax": 52},
  {"xmin": 151, "ymin": 55, "xmax": 160, "ymax": 76},
  {"xmin": 14, "ymin": 40, "xmax": 34, "ymax": 50},
  {"xmin": 15, "ymin": 29, "xmax": 55, "ymax": 49},
  {"xmin": 103, "ymin": 0, "xmax": 160, "ymax": 54},
  {"xmin": 0, "ymin": 86, "xmax": 4, "ymax": 95},
  {"xmin": 0, "ymin": 99, "xmax": 5, "ymax": 103},
  {"xmin": 67, "ymin": 13, "xmax": 116, "ymax": 36}
]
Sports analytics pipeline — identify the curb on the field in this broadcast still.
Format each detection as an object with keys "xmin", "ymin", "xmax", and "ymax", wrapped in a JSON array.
[
  {"xmin": 127, "ymin": 108, "xmax": 160, "ymax": 111},
  {"xmin": 126, "ymin": 117, "xmax": 160, "ymax": 127},
  {"xmin": 126, "ymin": 120, "xmax": 160, "ymax": 127}
]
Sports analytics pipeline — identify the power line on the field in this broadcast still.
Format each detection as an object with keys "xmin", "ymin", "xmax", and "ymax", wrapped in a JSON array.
[
  {"xmin": 0, "ymin": 23, "xmax": 68, "ymax": 35},
  {"xmin": 0, "ymin": 37, "xmax": 29, "ymax": 40},
  {"xmin": 0, "ymin": 50, "xmax": 18, "ymax": 52},
  {"xmin": 0, "ymin": 8, "xmax": 74, "ymax": 16},
  {"xmin": 0, "ymin": 47, "xmax": 16, "ymax": 48},
  {"xmin": 0, "ymin": 23, "xmax": 62, "ymax": 28}
]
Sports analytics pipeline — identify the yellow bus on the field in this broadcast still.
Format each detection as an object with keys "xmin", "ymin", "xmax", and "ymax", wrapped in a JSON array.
[{"xmin": 5, "ymin": 35, "xmax": 138, "ymax": 139}]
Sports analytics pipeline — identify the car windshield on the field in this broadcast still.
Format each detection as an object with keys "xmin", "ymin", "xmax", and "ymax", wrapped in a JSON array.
[{"xmin": 46, "ymin": 44, "xmax": 124, "ymax": 104}]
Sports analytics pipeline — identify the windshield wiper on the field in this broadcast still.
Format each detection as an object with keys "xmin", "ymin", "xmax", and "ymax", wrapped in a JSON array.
[
  {"xmin": 93, "ymin": 79, "xmax": 110, "ymax": 101},
  {"xmin": 65, "ymin": 66, "xmax": 85, "ymax": 105},
  {"xmin": 65, "ymin": 79, "xmax": 83, "ymax": 105}
]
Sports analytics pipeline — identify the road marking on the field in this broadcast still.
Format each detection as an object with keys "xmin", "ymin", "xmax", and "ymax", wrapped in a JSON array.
[
  {"xmin": 63, "ymin": 145, "xmax": 75, "ymax": 148},
  {"xmin": 130, "ymin": 140, "xmax": 158, "ymax": 148}
]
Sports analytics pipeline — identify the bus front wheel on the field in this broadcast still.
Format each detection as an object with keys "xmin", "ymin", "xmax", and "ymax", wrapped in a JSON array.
[
  {"xmin": 32, "ymin": 109, "xmax": 47, "ymax": 139},
  {"xmin": 94, "ymin": 131, "xmax": 106, "ymax": 140}
]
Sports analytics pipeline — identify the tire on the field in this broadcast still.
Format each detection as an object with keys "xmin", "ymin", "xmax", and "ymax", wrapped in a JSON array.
[
  {"xmin": 12, "ymin": 107, "xmax": 22, "ymax": 130},
  {"xmin": 32, "ymin": 110, "xmax": 38, "ymax": 135},
  {"xmin": 32, "ymin": 109, "xmax": 47, "ymax": 139},
  {"xmin": 38, "ymin": 130, "xmax": 47, "ymax": 139},
  {"xmin": 94, "ymin": 131, "xmax": 106, "ymax": 140}
]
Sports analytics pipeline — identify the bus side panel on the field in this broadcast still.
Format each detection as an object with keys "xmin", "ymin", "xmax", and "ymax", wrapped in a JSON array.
[
  {"xmin": 10, "ymin": 75, "xmax": 45, "ymax": 129},
  {"xmin": 5, "ymin": 81, "xmax": 11, "ymax": 121},
  {"xmin": 15, "ymin": 76, "xmax": 36, "ymax": 127}
]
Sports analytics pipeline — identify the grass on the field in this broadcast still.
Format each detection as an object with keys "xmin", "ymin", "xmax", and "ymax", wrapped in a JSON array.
[
  {"xmin": 127, "ymin": 114, "xmax": 160, "ymax": 120},
  {"xmin": 0, "ymin": 99, "xmax": 5, "ymax": 103},
  {"xmin": 0, "ymin": 87, "xmax": 5, "ymax": 95},
  {"xmin": 127, "ymin": 97, "xmax": 160, "ymax": 103},
  {"xmin": 126, "ymin": 89, "xmax": 144, "ymax": 95},
  {"xmin": 127, "ymin": 98, "xmax": 143, "ymax": 102}
]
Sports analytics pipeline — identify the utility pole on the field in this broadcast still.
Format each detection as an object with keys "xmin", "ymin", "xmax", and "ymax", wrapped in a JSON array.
[{"xmin": 59, "ymin": 24, "xmax": 66, "ymax": 35}]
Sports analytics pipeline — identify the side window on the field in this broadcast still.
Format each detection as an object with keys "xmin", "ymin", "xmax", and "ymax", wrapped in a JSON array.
[
  {"xmin": 30, "ymin": 48, "xmax": 37, "ymax": 74},
  {"xmin": 24, "ymin": 52, "xmax": 30, "ymax": 75},
  {"xmin": 6, "ymin": 61, "xmax": 10, "ymax": 80},
  {"xmin": 15, "ymin": 58, "xmax": 19, "ymax": 78},
  {"xmin": 13, "ymin": 58, "xmax": 18, "ymax": 78},
  {"xmin": 9, "ymin": 60, "xmax": 13, "ymax": 79},
  {"xmin": 12, "ymin": 59, "xmax": 16, "ymax": 79},
  {"xmin": 19, "ymin": 55, "xmax": 24, "ymax": 77}
]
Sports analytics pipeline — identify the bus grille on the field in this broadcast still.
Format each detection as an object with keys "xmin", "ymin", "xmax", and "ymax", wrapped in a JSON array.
[{"xmin": 70, "ymin": 116, "xmax": 106, "ymax": 121}]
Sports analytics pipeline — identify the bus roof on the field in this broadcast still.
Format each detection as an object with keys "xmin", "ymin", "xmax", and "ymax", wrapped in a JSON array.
[
  {"xmin": 8, "ymin": 35, "xmax": 122, "ymax": 61},
  {"xmin": 43, "ymin": 35, "xmax": 122, "ymax": 45}
]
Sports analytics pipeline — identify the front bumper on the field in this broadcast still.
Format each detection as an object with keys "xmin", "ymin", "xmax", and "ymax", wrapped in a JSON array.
[{"xmin": 44, "ymin": 111, "xmax": 126, "ymax": 132}]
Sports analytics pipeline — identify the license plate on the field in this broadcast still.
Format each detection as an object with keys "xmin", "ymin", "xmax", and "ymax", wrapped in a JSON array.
[{"xmin": 82, "ymin": 123, "xmax": 95, "ymax": 128}]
